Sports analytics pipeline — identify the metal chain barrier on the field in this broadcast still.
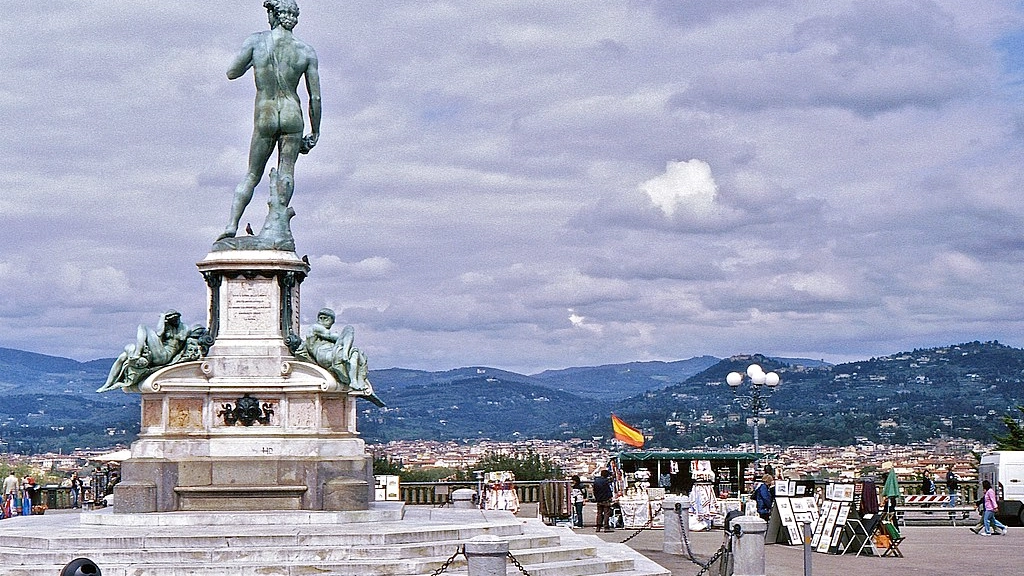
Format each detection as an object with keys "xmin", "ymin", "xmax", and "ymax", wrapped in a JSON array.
[
  {"xmin": 676, "ymin": 503, "xmax": 731, "ymax": 576},
  {"xmin": 507, "ymin": 550, "xmax": 533, "ymax": 576},
  {"xmin": 429, "ymin": 545, "xmax": 465, "ymax": 576},
  {"xmin": 618, "ymin": 515, "xmax": 655, "ymax": 544}
]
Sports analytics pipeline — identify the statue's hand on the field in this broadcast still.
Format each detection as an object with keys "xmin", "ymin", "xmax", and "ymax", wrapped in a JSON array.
[{"xmin": 300, "ymin": 133, "xmax": 319, "ymax": 154}]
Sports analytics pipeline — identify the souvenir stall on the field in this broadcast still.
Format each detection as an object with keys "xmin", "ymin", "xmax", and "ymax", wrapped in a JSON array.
[
  {"xmin": 688, "ymin": 460, "xmax": 721, "ymax": 531},
  {"xmin": 614, "ymin": 451, "xmax": 761, "ymax": 529},
  {"xmin": 617, "ymin": 468, "xmax": 665, "ymax": 528},
  {"xmin": 482, "ymin": 471, "xmax": 520, "ymax": 514}
]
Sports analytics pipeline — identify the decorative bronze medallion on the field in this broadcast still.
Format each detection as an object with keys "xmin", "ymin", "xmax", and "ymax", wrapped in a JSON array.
[{"xmin": 218, "ymin": 394, "xmax": 274, "ymax": 426}]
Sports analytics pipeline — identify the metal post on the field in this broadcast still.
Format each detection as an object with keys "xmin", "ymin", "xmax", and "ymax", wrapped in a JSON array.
[
  {"xmin": 753, "ymin": 420, "xmax": 760, "ymax": 464},
  {"xmin": 465, "ymin": 535, "xmax": 508, "ymax": 576},
  {"xmin": 663, "ymin": 495, "xmax": 689, "ymax": 554},
  {"xmin": 730, "ymin": 516, "xmax": 767, "ymax": 576},
  {"xmin": 802, "ymin": 521, "xmax": 813, "ymax": 576}
]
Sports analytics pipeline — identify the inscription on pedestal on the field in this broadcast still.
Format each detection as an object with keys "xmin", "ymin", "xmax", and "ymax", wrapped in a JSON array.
[{"xmin": 225, "ymin": 279, "xmax": 276, "ymax": 334}]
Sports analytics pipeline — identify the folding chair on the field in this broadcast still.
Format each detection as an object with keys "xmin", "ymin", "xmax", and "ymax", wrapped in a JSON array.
[
  {"xmin": 879, "ymin": 519, "xmax": 905, "ymax": 557},
  {"xmin": 844, "ymin": 513, "xmax": 882, "ymax": 556}
]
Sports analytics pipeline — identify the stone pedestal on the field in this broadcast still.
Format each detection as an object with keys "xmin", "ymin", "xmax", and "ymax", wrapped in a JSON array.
[{"xmin": 114, "ymin": 250, "xmax": 374, "ymax": 513}]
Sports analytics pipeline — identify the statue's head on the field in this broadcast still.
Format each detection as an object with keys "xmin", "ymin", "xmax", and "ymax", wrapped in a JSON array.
[
  {"xmin": 265, "ymin": 0, "xmax": 300, "ymax": 30},
  {"xmin": 317, "ymin": 308, "xmax": 336, "ymax": 325}
]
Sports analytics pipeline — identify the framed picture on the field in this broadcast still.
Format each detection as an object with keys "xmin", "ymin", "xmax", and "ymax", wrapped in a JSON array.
[
  {"xmin": 835, "ymin": 484, "xmax": 855, "ymax": 502},
  {"xmin": 775, "ymin": 480, "xmax": 794, "ymax": 497}
]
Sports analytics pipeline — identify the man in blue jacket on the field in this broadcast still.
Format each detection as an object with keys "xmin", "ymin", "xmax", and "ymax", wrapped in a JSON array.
[
  {"xmin": 593, "ymin": 470, "xmax": 615, "ymax": 532},
  {"xmin": 755, "ymin": 474, "xmax": 775, "ymax": 522}
]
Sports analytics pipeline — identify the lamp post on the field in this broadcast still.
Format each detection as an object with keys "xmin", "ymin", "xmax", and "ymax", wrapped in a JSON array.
[{"xmin": 726, "ymin": 364, "xmax": 780, "ymax": 463}]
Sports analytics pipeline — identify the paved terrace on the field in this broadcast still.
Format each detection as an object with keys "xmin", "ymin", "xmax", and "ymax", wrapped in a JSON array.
[
  {"xmin": 568, "ymin": 503, "xmax": 1024, "ymax": 576},
  {"xmin": 1, "ymin": 505, "xmax": 1021, "ymax": 576}
]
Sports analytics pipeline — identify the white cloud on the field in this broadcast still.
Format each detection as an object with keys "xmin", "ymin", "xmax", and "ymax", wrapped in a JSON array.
[
  {"xmin": 640, "ymin": 159, "xmax": 719, "ymax": 217},
  {"xmin": 311, "ymin": 255, "xmax": 397, "ymax": 280}
]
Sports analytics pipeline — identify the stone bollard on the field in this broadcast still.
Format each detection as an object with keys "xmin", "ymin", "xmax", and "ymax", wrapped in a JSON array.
[
  {"xmin": 451, "ymin": 488, "xmax": 477, "ymax": 509},
  {"xmin": 729, "ymin": 516, "xmax": 767, "ymax": 576},
  {"xmin": 662, "ymin": 495, "xmax": 689, "ymax": 555},
  {"xmin": 465, "ymin": 535, "xmax": 508, "ymax": 576}
]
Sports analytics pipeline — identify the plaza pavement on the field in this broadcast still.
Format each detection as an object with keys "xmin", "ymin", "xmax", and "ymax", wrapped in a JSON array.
[
  {"xmin": 5, "ymin": 505, "xmax": 1023, "ymax": 576},
  {"xmin": 551, "ymin": 502, "xmax": 1024, "ymax": 576}
]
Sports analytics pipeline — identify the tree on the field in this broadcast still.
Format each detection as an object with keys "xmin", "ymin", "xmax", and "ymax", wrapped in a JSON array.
[
  {"xmin": 994, "ymin": 406, "xmax": 1024, "ymax": 450},
  {"xmin": 470, "ymin": 450, "xmax": 563, "ymax": 481},
  {"xmin": 372, "ymin": 455, "xmax": 404, "ymax": 476}
]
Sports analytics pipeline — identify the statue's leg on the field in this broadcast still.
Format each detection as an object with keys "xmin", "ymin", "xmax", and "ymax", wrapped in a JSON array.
[
  {"xmin": 133, "ymin": 326, "xmax": 150, "ymax": 359},
  {"xmin": 345, "ymin": 350, "xmax": 369, "ymax": 391},
  {"xmin": 98, "ymin": 348, "xmax": 132, "ymax": 392},
  {"xmin": 220, "ymin": 133, "xmax": 276, "ymax": 239},
  {"xmin": 276, "ymin": 134, "xmax": 303, "ymax": 205},
  {"xmin": 338, "ymin": 325, "xmax": 354, "ymax": 362}
]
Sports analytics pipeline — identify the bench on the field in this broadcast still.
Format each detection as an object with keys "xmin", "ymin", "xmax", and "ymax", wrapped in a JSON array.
[{"xmin": 895, "ymin": 495, "xmax": 974, "ymax": 526}]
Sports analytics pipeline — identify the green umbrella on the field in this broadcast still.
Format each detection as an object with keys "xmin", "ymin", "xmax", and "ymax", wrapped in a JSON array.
[{"xmin": 883, "ymin": 469, "xmax": 901, "ymax": 498}]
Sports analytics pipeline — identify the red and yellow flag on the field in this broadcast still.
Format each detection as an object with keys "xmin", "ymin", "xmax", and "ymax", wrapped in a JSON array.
[{"xmin": 611, "ymin": 414, "xmax": 644, "ymax": 448}]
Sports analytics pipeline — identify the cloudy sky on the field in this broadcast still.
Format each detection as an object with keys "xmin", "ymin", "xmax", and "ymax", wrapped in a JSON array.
[{"xmin": 3, "ymin": 1, "xmax": 1024, "ymax": 374}]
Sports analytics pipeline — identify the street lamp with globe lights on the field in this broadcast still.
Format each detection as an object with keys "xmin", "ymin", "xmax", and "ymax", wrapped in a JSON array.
[{"xmin": 726, "ymin": 364, "xmax": 780, "ymax": 463}]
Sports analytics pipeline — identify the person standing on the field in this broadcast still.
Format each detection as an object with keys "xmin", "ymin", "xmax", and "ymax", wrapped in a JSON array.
[
  {"xmin": 570, "ymin": 475, "xmax": 587, "ymax": 528},
  {"xmin": 754, "ymin": 474, "xmax": 775, "ymax": 523},
  {"xmin": 593, "ymin": 470, "xmax": 615, "ymax": 533},
  {"xmin": 70, "ymin": 473, "xmax": 83, "ymax": 509},
  {"xmin": 920, "ymin": 471, "xmax": 936, "ymax": 495},
  {"xmin": 2, "ymin": 472, "xmax": 18, "ymax": 519},
  {"xmin": 981, "ymin": 480, "xmax": 1008, "ymax": 536},
  {"xmin": 945, "ymin": 466, "xmax": 959, "ymax": 507}
]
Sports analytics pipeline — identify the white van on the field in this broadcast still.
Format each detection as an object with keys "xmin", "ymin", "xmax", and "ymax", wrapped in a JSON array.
[{"xmin": 978, "ymin": 451, "xmax": 1024, "ymax": 525}]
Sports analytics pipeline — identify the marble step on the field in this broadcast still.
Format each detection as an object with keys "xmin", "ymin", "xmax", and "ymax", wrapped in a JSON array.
[
  {"xmin": 2, "ymin": 521, "xmax": 526, "ymax": 550},
  {"xmin": 0, "ymin": 534, "xmax": 572, "ymax": 566},
  {"xmin": 6, "ymin": 552, "xmax": 634, "ymax": 576},
  {"xmin": 0, "ymin": 510, "xmax": 668, "ymax": 576}
]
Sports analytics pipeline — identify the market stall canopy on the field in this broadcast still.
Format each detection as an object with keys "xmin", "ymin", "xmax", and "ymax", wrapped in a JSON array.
[
  {"xmin": 91, "ymin": 449, "xmax": 131, "ymax": 462},
  {"xmin": 617, "ymin": 451, "xmax": 763, "ymax": 462}
]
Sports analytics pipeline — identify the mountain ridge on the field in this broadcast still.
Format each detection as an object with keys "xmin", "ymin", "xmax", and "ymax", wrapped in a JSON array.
[{"xmin": 0, "ymin": 341, "xmax": 1020, "ymax": 452}]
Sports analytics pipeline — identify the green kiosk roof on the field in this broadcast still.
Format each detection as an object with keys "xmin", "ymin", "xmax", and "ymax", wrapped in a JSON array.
[{"xmin": 616, "ymin": 451, "xmax": 762, "ymax": 461}]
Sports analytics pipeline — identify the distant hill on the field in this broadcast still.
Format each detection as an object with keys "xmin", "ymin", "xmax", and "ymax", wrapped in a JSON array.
[
  {"xmin": 360, "ymin": 375, "xmax": 607, "ymax": 442},
  {"xmin": 609, "ymin": 342, "xmax": 1024, "ymax": 447},
  {"xmin": 532, "ymin": 357, "xmax": 720, "ymax": 400},
  {"xmin": 0, "ymin": 348, "xmax": 137, "ymax": 453},
  {"xmin": 3, "ymin": 342, "xmax": 1023, "ymax": 452}
]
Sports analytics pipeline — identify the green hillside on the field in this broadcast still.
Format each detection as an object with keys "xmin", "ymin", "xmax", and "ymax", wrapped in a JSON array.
[{"xmin": 2, "ymin": 342, "xmax": 1023, "ymax": 452}]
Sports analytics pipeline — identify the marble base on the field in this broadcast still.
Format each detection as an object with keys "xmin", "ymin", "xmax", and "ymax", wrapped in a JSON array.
[
  {"xmin": 115, "ymin": 454, "xmax": 373, "ymax": 513},
  {"xmin": 116, "ymin": 248, "xmax": 376, "ymax": 514}
]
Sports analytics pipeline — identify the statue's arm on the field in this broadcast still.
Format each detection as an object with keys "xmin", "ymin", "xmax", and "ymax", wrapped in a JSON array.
[
  {"xmin": 227, "ymin": 35, "xmax": 257, "ymax": 80},
  {"xmin": 311, "ymin": 323, "xmax": 338, "ymax": 343},
  {"xmin": 304, "ymin": 48, "xmax": 322, "ymax": 141}
]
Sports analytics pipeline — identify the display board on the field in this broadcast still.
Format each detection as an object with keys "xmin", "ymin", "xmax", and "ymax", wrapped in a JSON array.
[
  {"xmin": 811, "ymin": 500, "xmax": 833, "ymax": 549},
  {"xmin": 373, "ymin": 475, "xmax": 400, "ymax": 501},
  {"xmin": 766, "ymin": 495, "xmax": 818, "ymax": 545},
  {"xmin": 791, "ymin": 497, "xmax": 819, "ymax": 528},
  {"xmin": 813, "ymin": 482, "xmax": 857, "ymax": 554}
]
